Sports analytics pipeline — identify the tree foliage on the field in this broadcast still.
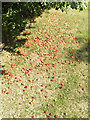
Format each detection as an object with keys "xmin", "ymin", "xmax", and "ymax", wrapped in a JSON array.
[{"xmin": 2, "ymin": 2, "xmax": 87, "ymax": 46}]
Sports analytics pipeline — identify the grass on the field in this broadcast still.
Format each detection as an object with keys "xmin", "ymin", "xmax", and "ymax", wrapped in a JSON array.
[{"xmin": 1, "ymin": 8, "xmax": 88, "ymax": 118}]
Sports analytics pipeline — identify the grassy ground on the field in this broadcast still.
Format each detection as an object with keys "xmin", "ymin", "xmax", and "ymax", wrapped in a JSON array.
[{"xmin": 1, "ymin": 9, "xmax": 88, "ymax": 118}]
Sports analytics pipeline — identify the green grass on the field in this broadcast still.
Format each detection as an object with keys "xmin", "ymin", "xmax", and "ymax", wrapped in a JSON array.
[{"xmin": 1, "ymin": 9, "xmax": 88, "ymax": 118}]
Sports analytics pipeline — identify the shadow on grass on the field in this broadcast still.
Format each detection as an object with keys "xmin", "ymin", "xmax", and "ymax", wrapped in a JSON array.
[
  {"xmin": 0, "ymin": 70, "xmax": 7, "ymax": 75},
  {"xmin": 67, "ymin": 39, "xmax": 89, "ymax": 63},
  {"xmin": 3, "ymin": 38, "xmax": 28, "ymax": 56},
  {"xmin": 3, "ymin": 21, "xmax": 36, "ymax": 55},
  {"xmin": 74, "ymin": 37, "xmax": 87, "ymax": 43},
  {"xmin": 3, "ymin": 39, "xmax": 26, "ymax": 55}
]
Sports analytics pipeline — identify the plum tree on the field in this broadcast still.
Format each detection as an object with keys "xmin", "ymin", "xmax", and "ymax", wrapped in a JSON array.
[{"xmin": 2, "ymin": 1, "xmax": 87, "ymax": 46}]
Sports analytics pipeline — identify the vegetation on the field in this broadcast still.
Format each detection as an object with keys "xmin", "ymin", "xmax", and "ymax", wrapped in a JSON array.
[
  {"xmin": 2, "ymin": 2, "xmax": 87, "ymax": 47},
  {"xmin": 1, "ymin": 8, "xmax": 88, "ymax": 118}
]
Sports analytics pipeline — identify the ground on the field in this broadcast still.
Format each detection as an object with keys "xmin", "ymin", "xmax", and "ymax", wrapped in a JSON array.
[{"xmin": 1, "ymin": 9, "xmax": 88, "ymax": 118}]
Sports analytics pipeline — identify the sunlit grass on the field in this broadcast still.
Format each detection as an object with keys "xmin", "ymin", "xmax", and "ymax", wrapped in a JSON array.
[{"xmin": 1, "ymin": 9, "xmax": 88, "ymax": 118}]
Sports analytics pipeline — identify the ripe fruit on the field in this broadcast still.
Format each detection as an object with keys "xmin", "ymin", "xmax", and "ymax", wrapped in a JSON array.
[
  {"xmin": 31, "ymin": 116, "xmax": 34, "ymax": 118},
  {"xmin": 41, "ymin": 84, "xmax": 43, "ymax": 87},
  {"xmin": 41, "ymin": 89, "xmax": 43, "ymax": 92},
  {"xmin": 21, "ymin": 83, "xmax": 24, "ymax": 85},
  {"xmin": 45, "ymin": 95, "xmax": 47, "ymax": 98},
  {"xmin": 25, "ymin": 72, "xmax": 28, "ymax": 75},
  {"xmin": 19, "ymin": 79, "xmax": 22, "ymax": 81},
  {"xmin": 64, "ymin": 113, "xmax": 67, "ymax": 115},
  {"xmin": 82, "ymin": 88, "xmax": 85, "ymax": 91},
  {"xmin": 54, "ymin": 115, "xmax": 57, "ymax": 118},
  {"xmin": 75, "ymin": 64, "xmax": 77, "ymax": 66},
  {"xmin": 31, "ymin": 86, "xmax": 33, "ymax": 88},
  {"xmin": 20, "ymin": 76, "xmax": 22, "ymax": 78},
  {"xmin": 60, "ymin": 86, "xmax": 63, "ymax": 89},
  {"xmin": 2, "ymin": 81, "xmax": 5, "ymax": 84},
  {"xmin": 51, "ymin": 79, "xmax": 53, "ymax": 81},
  {"xmin": 19, "ymin": 102, "xmax": 22, "ymax": 105},
  {"xmin": 60, "ymin": 94, "xmax": 62, "ymax": 97},
  {"xmin": 23, "ymin": 89, "xmax": 26, "ymax": 92},
  {"xmin": 53, "ymin": 73, "xmax": 55, "ymax": 75},
  {"xmin": 65, "ymin": 60, "xmax": 67, "ymax": 63},
  {"xmin": 6, "ymin": 92, "xmax": 9, "ymax": 94},
  {"xmin": 2, "ymin": 90, "xmax": 6, "ymax": 93},
  {"xmin": 24, "ymin": 85, "xmax": 28, "ymax": 88},
  {"xmin": 28, "ymin": 80, "xmax": 31, "ymax": 82},
  {"xmin": 47, "ymin": 104, "xmax": 49, "ymax": 107},
  {"xmin": 49, "ymin": 84, "xmax": 51, "ymax": 86},
  {"xmin": 73, "ymin": 68, "xmax": 75, "ymax": 71},
  {"xmin": 50, "ymin": 113, "xmax": 52, "ymax": 116},
  {"xmin": 44, "ymin": 111, "xmax": 47, "ymax": 114},
  {"xmin": 52, "ymin": 104, "xmax": 54, "ymax": 107},
  {"xmin": 61, "ymin": 83, "xmax": 64, "ymax": 86},
  {"xmin": 28, "ymin": 74, "xmax": 30, "ymax": 76}
]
